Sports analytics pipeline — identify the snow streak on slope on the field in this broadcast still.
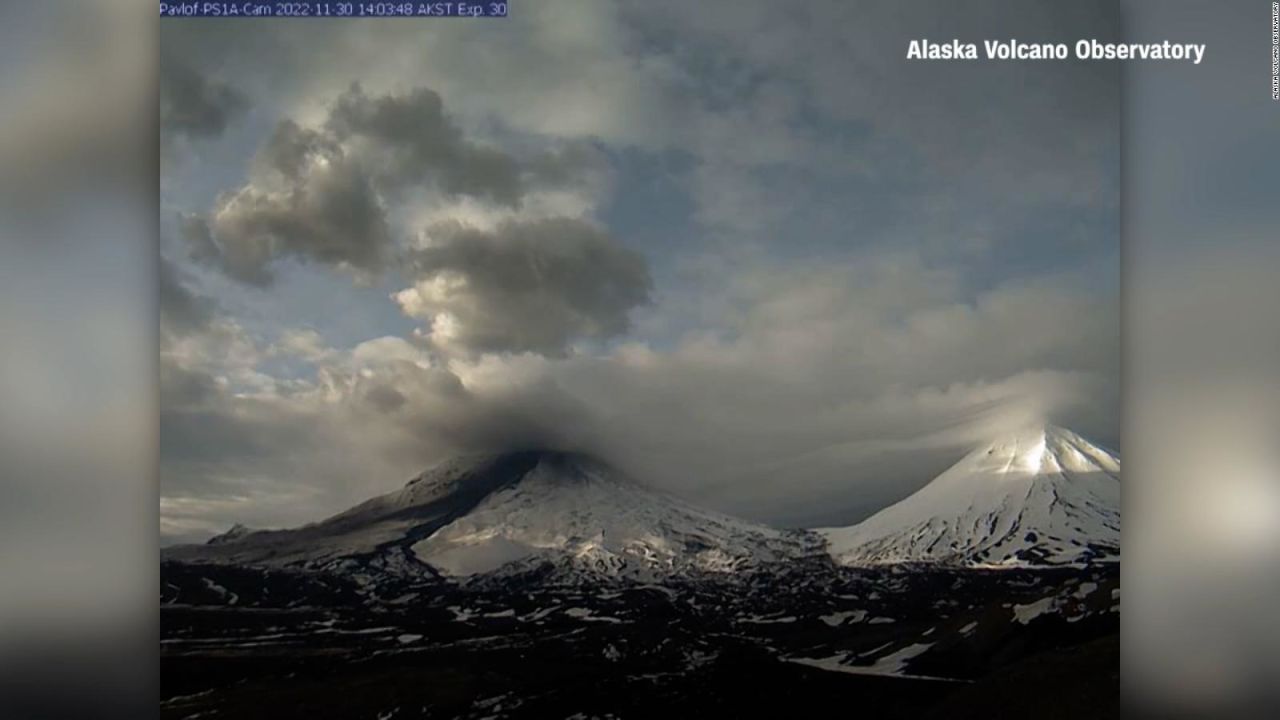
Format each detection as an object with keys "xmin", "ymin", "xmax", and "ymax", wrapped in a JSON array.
[{"xmin": 819, "ymin": 425, "xmax": 1120, "ymax": 567}]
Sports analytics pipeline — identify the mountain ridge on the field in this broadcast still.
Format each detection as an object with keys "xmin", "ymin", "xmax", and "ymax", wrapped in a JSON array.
[
  {"xmin": 818, "ymin": 424, "xmax": 1120, "ymax": 567},
  {"xmin": 163, "ymin": 449, "xmax": 818, "ymax": 580},
  {"xmin": 165, "ymin": 426, "xmax": 1120, "ymax": 580}
]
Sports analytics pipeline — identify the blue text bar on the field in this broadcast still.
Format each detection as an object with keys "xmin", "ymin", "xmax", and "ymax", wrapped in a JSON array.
[{"xmin": 160, "ymin": 2, "xmax": 509, "ymax": 18}]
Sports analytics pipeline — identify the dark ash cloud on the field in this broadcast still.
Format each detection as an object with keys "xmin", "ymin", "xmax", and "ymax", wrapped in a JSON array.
[
  {"xmin": 398, "ymin": 218, "xmax": 653, "ymax": 356},
  {"xmin": 182, "ymin": 151, "xmax": 391, "ymax": 286},
  {"xmin": 364, "ymin": 383, "xmax": 407, "ymax": 414},
  {"xmin": 326, "ymin": 84, "xmax": 524, "ymax": 206},
  {"xmin": 160, "ymin": 55, "xmax": 247, "ymax": 143},
  {"xmin": 184, "ymin": 84, "xmax": 606, "ymax": 287}
]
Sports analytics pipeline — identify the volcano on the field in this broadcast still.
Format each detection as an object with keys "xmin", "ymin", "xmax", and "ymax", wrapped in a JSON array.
[
  {"xmin": 163, "ymin": 450, "xmax": 814, "ymax": 580},
  {"xmin": 818, "ymin": 425, "xmax": 1120, "ymax": 567}
]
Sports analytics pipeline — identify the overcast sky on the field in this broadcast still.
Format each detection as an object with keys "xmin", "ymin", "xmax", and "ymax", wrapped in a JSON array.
[{"xmin": 158, "ymin": 0, "xmax": 1120, "ymax": 544}]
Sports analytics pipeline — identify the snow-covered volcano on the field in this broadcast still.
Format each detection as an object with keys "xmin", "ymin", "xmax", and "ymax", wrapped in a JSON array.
[
  {"xmin": 409, "ymin": 452, "xmax": 815, "ymax": 578},
  {"xmin": 818, "ymin": 425, "xmax": 1120, "ymax": 567},
  {"xmin": 163, "ymin": 451, "xmax": 813, "ymax": 580}
]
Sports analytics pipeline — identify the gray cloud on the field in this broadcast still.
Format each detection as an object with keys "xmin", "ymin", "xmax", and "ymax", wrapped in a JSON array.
[
  {"xmin": 326, "ymin": 84, "xmax": 524, "ymax": 205},
  {"xmin": 157, "ymin": 2, "xmax": 1118, "ymax": 242},
  {"xmin": 259, "ymin": 120, "xmax": 340, "ymax": 181},
  {"xmin": 183, "ymin": 151, "xmax": 391, "ymax": 286},
  {"xmin": 157, "ymin": 330, "xmax": 577, "ymax": 541},
  {"xmin": 397, "ymin": 218, "xmax": 652, "ymax": 356},
  {"xmin": 159, "ymin": 256, "xmax": 216, "ymax": 340},
  {"xmin": 160, "ymin": 54, "xmax": 246, "ymax": 143},
  {"xmin": 159, "ymin": 249, "xmax": 1116, "ymax": 542},
  {"xmin": 498, "ymin": 259, "xmax": 1119, "ymax": 526},
  {"xmin": 184, "ymin": 83, "xmax": 606, "ymax": 286},
  {"xmin": 363, "ymin": 383, "xmax": 407, "ymax": 414}
]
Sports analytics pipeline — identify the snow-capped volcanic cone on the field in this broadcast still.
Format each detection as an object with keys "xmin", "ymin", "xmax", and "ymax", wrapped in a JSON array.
[
  {"xmin": 818, "ymin": 425, "xmax": 1120, "ymax": 567},
  {"xmin": 409, "ymin": 452, "xmax": 814, "ymax": 579},
  {"xmin": 164, "ymin": 451, "xmax": 813, "ymax": 580}
]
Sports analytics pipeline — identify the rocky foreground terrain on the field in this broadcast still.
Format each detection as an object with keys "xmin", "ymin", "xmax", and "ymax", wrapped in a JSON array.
[{"xmin": 161, "ymin": 560, "xmax": 1118, "ymax": 719}]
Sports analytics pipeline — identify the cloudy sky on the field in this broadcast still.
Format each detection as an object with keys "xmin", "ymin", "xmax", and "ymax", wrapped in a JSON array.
[{"xmin": 159, "ymin": 0, "xmax": 1119, "ymax": 544}]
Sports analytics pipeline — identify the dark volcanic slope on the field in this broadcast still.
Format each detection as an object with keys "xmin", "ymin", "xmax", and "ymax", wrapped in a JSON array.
[
  {"xmin": 163, "ymin": 451, "xmax": 815, "ymax": 580},
  {"xmin": 164, "ymin": 452, "xmax": 543, "ymax": 568}
]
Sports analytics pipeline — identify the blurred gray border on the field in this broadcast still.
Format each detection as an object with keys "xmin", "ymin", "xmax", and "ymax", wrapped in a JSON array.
[
  {"xmin": 1, "ymin": 1, "xmax": 1278, "ymax": 718},
  {"xmin": 1123, "ymin": 1, "xmax": 1280, "ymax": 716}
]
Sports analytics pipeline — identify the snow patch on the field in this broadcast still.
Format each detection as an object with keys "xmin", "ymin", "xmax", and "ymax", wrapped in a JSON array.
[
  {"xmin": 200, "ymin": 577, "xmax": 238, "ymax": 605},
  {"xmin": 819, "ymin": 610, "xmax": 867, "ymax": 627},
  {"xmin": 564, "ymin": 607, "xmax": 623, "ymax": 624},
  {"xmin": 1013, "ymin": 596, "xmax": 1057, "ymax": 624},
  {"xmin": 739, "ymin": 615, "xmax": 798, "ymax": 624},
  {"xmin": 785, "ymin": 643, "xmax": 936, "ymax": 678}
]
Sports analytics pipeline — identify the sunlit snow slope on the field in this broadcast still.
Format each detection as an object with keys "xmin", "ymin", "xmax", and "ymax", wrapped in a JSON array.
[
  {"xmin": 818, "ymin": 425, "xmax": 1120, "ymax": 567},
  {"xmin": 410, "ymin": 453, "xmax": 812, "ymax": 579},
  {"xmin": 164, "ymin": 451, "xmax": 812, "ymax": 580}
]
